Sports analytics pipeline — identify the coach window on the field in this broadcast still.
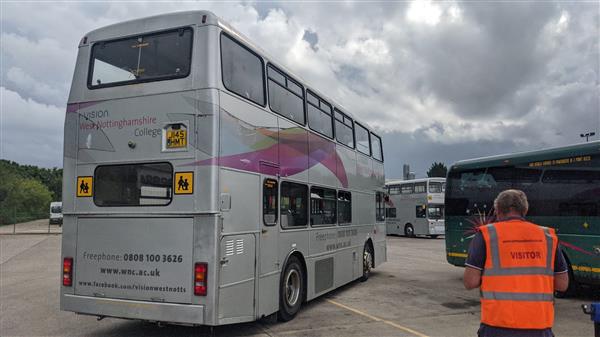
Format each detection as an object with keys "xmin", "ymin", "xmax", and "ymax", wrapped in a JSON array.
[
  {"xmin": 338, "ymin": 191, "xmax": 352, "ymax": 225},
  {"xmin": 310, "ymin": 187, "xmax": 337, "ymax": 226},
  {"xmin": 221, "ymin": 34, "xmax": 265, "ymax": 106},
  {"xmin": 370, "ymin": 133, "xmax": 383, "ymax": 161},
  {"xmin": 414, "ymin": 182, "xmax": 426, "ymax": 193},
  {"xmin": 388, "ymin": 185, "xmax": 401, "ymax": 195},
  {"xmin": 429, "ymin": 181, "xmax": 444, "ymax": 193},
  {"xmin": 386, "ymin": 207, "xmax": 397, "ymax": 218},
  {"xmin": 334, "ymin": 109, "xmax": 354, "ymax": 148},
  {"xmin": 267, "ymin": 65, "xmax": 305, "ymax": 125},
  {"xmin": 307, "ymin": 90, "xmax": 333, "ymax": 138},
  {"xmin": 416, "ymin": 205, "xmax": 426, "ymax": 218},
  {"xmin": 263, "ymin": 179, "xmax": 278, "ymax": 226},
  {"xmin": 281, "ymin": 182, "xmax": 308, "ymax": 228},
  {"xmin": 355, "ymin": 123, "xmax": 371, "ymax": 156},
  {"xmin": 376, "ymin": 192, "xmax": 385, "ymax": 222},
  {"xmin": 401, "ymin": 183, "xmax": 414, "ymax": 194}
]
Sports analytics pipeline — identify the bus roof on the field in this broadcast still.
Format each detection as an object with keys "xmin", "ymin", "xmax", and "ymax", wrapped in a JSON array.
[
  {"xmin": 385, "ymin": 177, "xmax": 445, "ymax": 185},
  {"xmin": 450, "ymin": 141, "xmax": 600, "ymax": 171},
  {"xmin": 82, "ymin": 10, "xmax": 366, "ymax": 130}
]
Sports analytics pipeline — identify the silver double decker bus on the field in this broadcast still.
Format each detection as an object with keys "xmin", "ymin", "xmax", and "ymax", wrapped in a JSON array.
[
  {"xmin": 385, "ymin": 178, "xmax": 445, "ymax": 238},
  {"xmin": 60, "ymin": 11, "xmax": 387, "ymax": 326}
]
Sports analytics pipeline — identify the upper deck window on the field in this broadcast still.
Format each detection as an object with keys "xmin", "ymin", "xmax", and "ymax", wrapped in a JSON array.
[
  {"xmin": 334, "ymin": 109, "xmax": 354, "ymax": 148},
  {"xmin": 307, "ymin": 90, "xmax": 333, "ymax": 138},
  {"xmin": 221, "ymin": 34, "xmax": 265, "ymax": 106},
  {"xmin": 267, "ymin": 65, "xmax": 305, "ymax": 124},
  {"xmin": 370, "ymin": 133, "xmax": 383, "ymax": 161},
  {"xmin": 355, "ymin": 123, "xmax": 371, "ymax": 156},
  {"xmin": 89, "ymin": 27, "xmax": 193, "ymax": 89}
]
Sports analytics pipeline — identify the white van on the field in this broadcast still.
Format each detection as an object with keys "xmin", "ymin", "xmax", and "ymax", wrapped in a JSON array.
[{"xmin": 49, "ymin": 201, "xmax": 62, "ymax": 225}]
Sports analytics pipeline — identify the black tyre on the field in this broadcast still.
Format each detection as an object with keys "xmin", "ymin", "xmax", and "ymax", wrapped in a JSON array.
[
  {"xmin": 428, "ymin": 235, "xmax": 439, "ymax": 239},
  {"xmin": 278, "ymin": 256, "xmax": 304, "ymax": 321},
  {"xmin": 360, "ymin": 243, "xmax": 374, "ymax": 282},
  {"xmin": 404, "ymin": 224, "xmax": 415, "ymax": 237}
]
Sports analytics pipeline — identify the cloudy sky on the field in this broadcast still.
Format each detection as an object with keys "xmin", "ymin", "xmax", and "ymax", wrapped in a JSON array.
[{"xmin": 1, "ymin": 1, "xmax": 598, "ymax": 178}]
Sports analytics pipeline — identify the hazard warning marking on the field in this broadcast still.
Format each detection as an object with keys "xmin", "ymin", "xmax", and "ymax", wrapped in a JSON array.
[
  {"xmin": 77, "ymin": 176, "xmax": 93, "ymax": 197},
  {"xmin": 174, "ymin": 172, "xmax": 193, "ymax": 194}
]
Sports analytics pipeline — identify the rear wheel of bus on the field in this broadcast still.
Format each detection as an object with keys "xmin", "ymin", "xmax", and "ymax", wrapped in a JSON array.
[
  {"xmin": 404, "ymin": 223, "xmax": 415, "ymax": 237},
  {"xmin": 360, "ymin": 242, "xmax": 374, "ymax": 282},
  {"xmin": 279, "ymin": 256, "xmax": 304, "ymax": 321}
]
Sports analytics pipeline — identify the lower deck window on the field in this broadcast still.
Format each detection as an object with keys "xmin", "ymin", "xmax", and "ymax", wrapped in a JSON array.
[
  {"xmin": 310, "ymin": 187, "xmax": 337, "ymax": 226},
  {"xmin": 263, "ymin": 179, "xmax": 278, "ymax": 225},
  {"xmin": 281, "ymin": 182, "xmax": 308, "ymax": 227},
  {"xmin": 386, "ymin": 208, "xmax": 396, "ymax": 218},
  {"xmin": 338, "ymin": 191, "xmax": 352, "ymax": 225},
  {"xmin": 416, "ymin": 205, "xmax": 426, "ymax": 218},
  {"xmin": 94, "ymin": 163, "xmax": 173, "ymax": 206}
]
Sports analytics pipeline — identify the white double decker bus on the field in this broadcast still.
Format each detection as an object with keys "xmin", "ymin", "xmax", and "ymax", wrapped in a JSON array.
[
  {"xmin": 385, "ymin": 178, "xmax": 445, "ymax": 238},
  {"xmin": 60, "ymin": 11, "xmax": 386, "ymax": 326}
]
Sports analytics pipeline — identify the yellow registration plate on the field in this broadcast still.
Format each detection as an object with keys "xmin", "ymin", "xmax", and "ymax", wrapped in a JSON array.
[{"xmin": 166, "ymin": 129, "xmax": 187, "ymax": 149}]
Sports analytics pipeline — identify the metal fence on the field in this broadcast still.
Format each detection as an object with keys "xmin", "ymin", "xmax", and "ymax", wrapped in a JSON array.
[{"xmin": 0, "ymin": 208, "xmax": 62, "ymax": 234}]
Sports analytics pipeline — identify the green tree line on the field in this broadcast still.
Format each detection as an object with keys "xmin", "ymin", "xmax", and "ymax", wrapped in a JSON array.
[{"xmin": 0, "ymin": 160, "xmax": 62, "ymax": 225}]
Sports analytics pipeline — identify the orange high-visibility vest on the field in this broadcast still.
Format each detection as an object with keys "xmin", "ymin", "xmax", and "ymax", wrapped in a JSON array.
[{"xmin": 479, "ymin": 219, "xmax": 558, "ymax": 329}]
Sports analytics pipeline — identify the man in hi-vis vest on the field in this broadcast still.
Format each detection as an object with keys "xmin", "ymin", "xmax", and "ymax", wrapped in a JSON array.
[{"xmin": 464, "ymin": 189, "xmax": 569, "ymax": 337}]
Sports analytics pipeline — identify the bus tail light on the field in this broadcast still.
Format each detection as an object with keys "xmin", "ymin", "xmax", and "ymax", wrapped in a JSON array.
[
  {"xmin": 63, "ymin": 257, "xmax": 73, "ymax": 286},
  {"xmin": 194, "ymin": 263, "xmax": 207, "ymax": 296}
]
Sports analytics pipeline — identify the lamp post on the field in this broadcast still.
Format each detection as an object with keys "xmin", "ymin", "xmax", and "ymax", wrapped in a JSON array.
[{"xmin": 581, "ymin": 132, "xmax": 596, "ymax": 142}]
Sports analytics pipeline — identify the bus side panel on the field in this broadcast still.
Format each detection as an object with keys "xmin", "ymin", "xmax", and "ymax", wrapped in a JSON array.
[
  {"xmin": 356, "ymin": 153, "xmax": 372, "ymax": 191},
  {"xmin": 218, "ymin": 233, "xmax": 256, "ymax": 324},
  {"xmin": 279, "ymin": 118, "xmax": 309, "ymax": 182},
  {"xmin": 308, "ymin": 132, "xmax": 339, "ymax": 187},
  {"xmin": 372, "ymin": 159, "xmax": 385, "ymax": 190},
  {"xmin": 336, "ymin": 145, "xmax": 356, "ymax": 189},
  {"xmin": 218, "ymin": 91, "xmax": 279, "ymax": 176},
  {"xmin": 308, "ymin": 227, "xmax": 339, "ymax": 299},
  {"xmin": 192, "ymin": 214, "xmax": 220, "ymax": 325},
  {"xmin": 195, "ymin": 89, "xmax": 221, "ymax": 212}
]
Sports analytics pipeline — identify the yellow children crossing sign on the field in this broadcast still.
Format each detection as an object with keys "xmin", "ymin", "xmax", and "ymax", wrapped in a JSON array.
[
  {"xmin": 77, "ymin": 176, "xmax": 93, "ymax": 197},
  {"xmin": 174, "ymin": 172, "xmax": 193, "ymax": 194}
]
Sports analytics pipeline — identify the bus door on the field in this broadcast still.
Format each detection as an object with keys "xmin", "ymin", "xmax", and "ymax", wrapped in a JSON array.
[{"xmin": 258, "ymin": 178, "xmax": 280, "ymax": 316}]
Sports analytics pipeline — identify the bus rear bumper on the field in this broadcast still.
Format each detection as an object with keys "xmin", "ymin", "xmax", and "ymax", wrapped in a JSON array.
[{"xmin": 61, "ymin": 294, "xmax": 204, "ymax": 325}]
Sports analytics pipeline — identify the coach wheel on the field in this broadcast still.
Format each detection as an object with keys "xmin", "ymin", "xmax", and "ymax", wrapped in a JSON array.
[
  {"xmin": 360, "ymin": 243, "xmax": 374, "ymax": 282},
  {"xmin": 278, "ymin": 256, "xmax": 304, "ymax": 321},
  {"xmin": 404, "ymin": 224, "xmax": 415, "ymax": 237}
]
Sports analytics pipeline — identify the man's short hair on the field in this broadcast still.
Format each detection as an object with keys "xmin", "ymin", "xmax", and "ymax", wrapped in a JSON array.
[{"xmin": 494, "ymin": 189, "xmax": 529, "ymax": 216}]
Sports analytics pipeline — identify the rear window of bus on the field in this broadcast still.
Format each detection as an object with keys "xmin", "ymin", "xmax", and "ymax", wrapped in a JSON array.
[
  {"xmin": 88, "ymin": 27, "xmax": 193, "ymax": 89},
  {"xmin": 94, "ymin": 163, "xmax": 173, "ymax": 206}
]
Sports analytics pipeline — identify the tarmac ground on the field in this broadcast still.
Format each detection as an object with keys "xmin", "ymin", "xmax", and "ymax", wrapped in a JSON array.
[{"xmin": 0, "ymin": 231, "xmax": 595, "ymax": 336}]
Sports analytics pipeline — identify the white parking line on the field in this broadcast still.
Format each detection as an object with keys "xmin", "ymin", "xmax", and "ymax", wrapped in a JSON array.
[{"xmin": 326, "ymin": 299, "xmax": 430, "ymax": 337}]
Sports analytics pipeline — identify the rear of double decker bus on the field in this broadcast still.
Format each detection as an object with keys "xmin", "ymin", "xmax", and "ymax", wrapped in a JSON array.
[{"xmin": 60, "ymin": 12, "xmax": 223, "ymax": 326}]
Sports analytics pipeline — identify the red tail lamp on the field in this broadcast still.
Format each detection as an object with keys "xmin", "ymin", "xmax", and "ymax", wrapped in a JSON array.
[
  {"xmin": 63, "ymin": 257, "xmax": 73, "ymax": 287},
  {"xmin": 194, "ymin": 263, "xmax": 207, "ymax": 296}
]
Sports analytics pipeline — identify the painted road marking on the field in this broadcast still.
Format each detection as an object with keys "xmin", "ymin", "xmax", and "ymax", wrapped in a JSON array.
[{"xmin": 326, "ymin": 299, "xmax": 430, "ymax": 337}]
